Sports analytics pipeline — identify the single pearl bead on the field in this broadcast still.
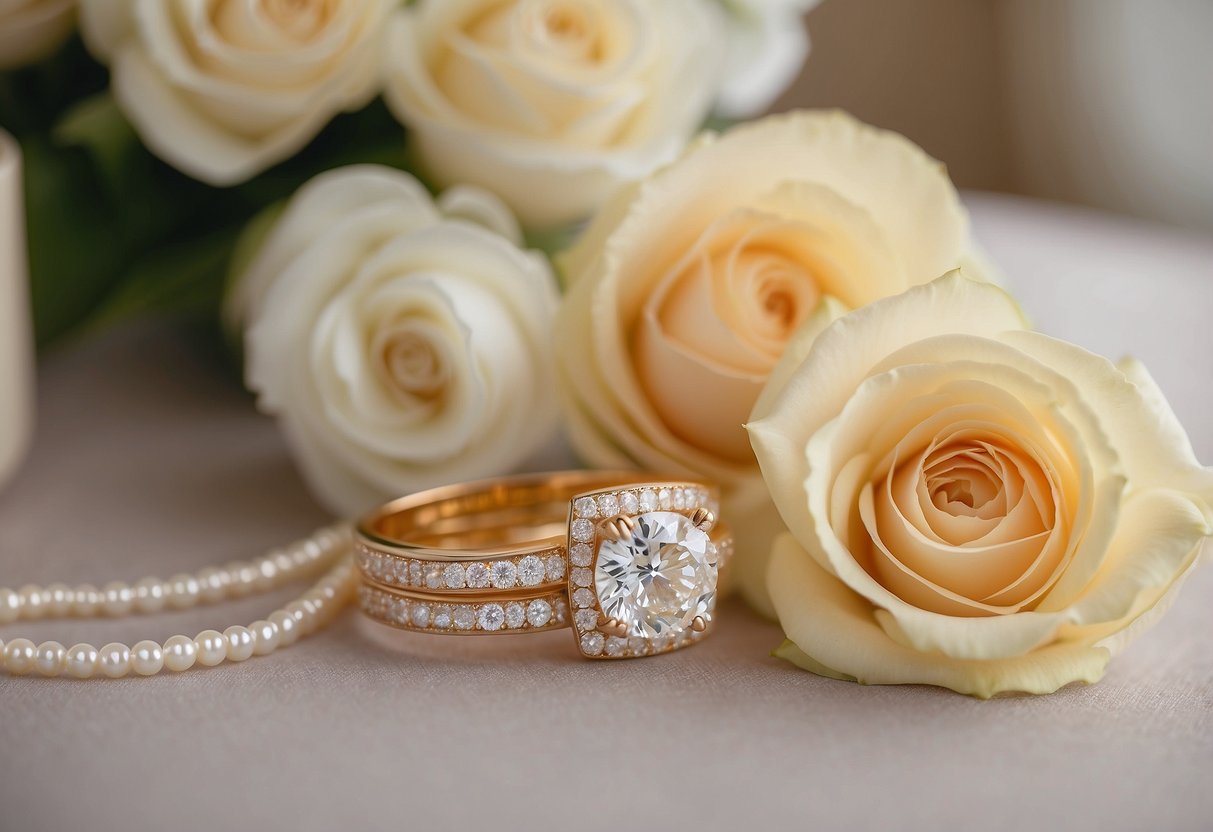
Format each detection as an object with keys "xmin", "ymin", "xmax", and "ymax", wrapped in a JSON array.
[
  {"xmin": 165, "ymin": 573, "xmax": 200, "ymax": 610},
  {"xmin": 271, "ymin": 550, "xmax": 295, "ymax": 581},
  {"xmin": 269, "ymin": 609, "xmax": 298, "ymax": 646},
  {"xmin": 4, "ymin": 638, "xmax": 36, "ymax": 674},
  {"xmin": 131, "ymin": 640, "xmax": 164, "ymax": 676},
  {"xmin": 102, "ymin": 581, "xmax": 134, "ymax": 616},
  {"xmin": 18, "ymin": 584, "xmax": 46, "ymax": 620},
  {"xmin": 224, "ymin": 626, "xmax": 255, "ymax": 662},
  {"xmin": 97, "ymin": 643, "xmax": 132, "ymax": 678},
  {"xmin": 45, "ymin": 583, "xmax": 73, "ymax": 617},
  {"xmin": 132, "ymin": 577, "xmax": 166, "ymax": 613},
  {"xmin": 226, "ymin": 561, "xmax": 258, "ymax": 597},
  {"xmin": 194, "ymin": 630, "xmax": 227, "ymax": 667},
  {"xmin": 162, "ymin": 635, "xmax": 197, "ymax": 672},
  {"xmin": 35, "ymin": 641, "xmax": 67, "ymax": 676},
  {"xmin": 252, "ymin": 558, "xmax": 276, "ymax": 592},
  {"xmin": 73, "ymin": 583, "xmax": 100, "ymax": 616},
  {"xmin": 249, "ymin": 620, "xmax": 279, "ymax": 656},
  {"xmin": 0, "ymin": 587, "xmax": 19, "ymax": 624},
  {"xmin": 195, "ymin": 567, "xmax": 229, "ymax": 604},
  {"xmin": 65, "ymin": 643, "xmax": 99, "ymax": 678}
]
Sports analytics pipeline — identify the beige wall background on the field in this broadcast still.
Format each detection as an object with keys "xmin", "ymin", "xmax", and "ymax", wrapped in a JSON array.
[{"xmin": 778, "ymin": 0, "xmax": 1213, "ymax": 233}]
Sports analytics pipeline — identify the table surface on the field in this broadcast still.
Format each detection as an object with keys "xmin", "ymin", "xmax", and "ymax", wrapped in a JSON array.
[{"xmin": 1, "ymin": 194, "xmax": 1211, "ymax": 832}]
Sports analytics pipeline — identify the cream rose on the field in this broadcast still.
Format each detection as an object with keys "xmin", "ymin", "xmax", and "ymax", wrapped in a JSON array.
[
  {"xmin": 747, "ymin": 273, "xmax": 1213, "ymax": 698},
  {"xmin": 556, "ymin": 109, "xmax": 983, "ymax": 602},
  {"xmin": 381, "ymin": 0, "xmax": 726, "ymax": 228},
  {"xmin": 0, "ymin": 0, "xmax": 75, "ymax": 70},
  {"xmin": 78, "ymin": 0, "xmax": 393, "ymax": 185},
  {"xmin": 235, "ymin": 165, "xmax": 560, "ymax": 518},
  {"xmin": 714, "ymin": 0, "xmax": 820, "ymax": 117}
]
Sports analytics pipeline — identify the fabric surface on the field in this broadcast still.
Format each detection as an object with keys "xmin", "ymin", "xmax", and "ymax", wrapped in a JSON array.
[{"xmin": 1, "ymin": 194, "xmax": 1211, "ymax": 832}]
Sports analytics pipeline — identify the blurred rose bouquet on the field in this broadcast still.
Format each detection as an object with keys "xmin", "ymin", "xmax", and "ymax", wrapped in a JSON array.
[{"xmin": 5, "ymin": 0, "xmax": 1209, "ymax": 697}]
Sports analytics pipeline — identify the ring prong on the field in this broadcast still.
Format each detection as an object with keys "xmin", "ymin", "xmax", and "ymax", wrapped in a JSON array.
[
  {"xmin": 690, "ymin": 508, "xmax": 715, "ymax": 532},
  {"xmin": 691, "ymin": 616, "xmax": 708, "ymax": 633},
  {"xmin": 598, "ymin": 614, "xmax": 628, "ymax": 638},
  {"xmin": 600, "ymin": 514, "xmax": 636, "ymax": 541}
]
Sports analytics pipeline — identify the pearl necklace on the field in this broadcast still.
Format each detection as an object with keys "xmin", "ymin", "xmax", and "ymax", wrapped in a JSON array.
[{"xmin": 0, "ymin": 523, "xmax": 353, "ymax": 678}]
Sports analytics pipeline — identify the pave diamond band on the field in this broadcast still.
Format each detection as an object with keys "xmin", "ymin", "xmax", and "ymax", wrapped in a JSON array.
[{"xmin": 354, "ymin": 471, "xmax": 729, "ymax": 659}]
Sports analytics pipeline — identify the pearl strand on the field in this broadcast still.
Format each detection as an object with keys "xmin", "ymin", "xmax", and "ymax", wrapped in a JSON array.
[{"xmin": 0, "ymin": 524, "xmax": 355, "ymax": 679}]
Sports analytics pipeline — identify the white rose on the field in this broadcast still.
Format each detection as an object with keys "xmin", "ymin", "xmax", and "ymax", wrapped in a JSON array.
[
  {"xmin": 235, "ymin": 165, "xmax": 560, "ymax": 518},
  {"xmin": 381, "ymin": 0, "xmax": 727, "ymax": 228},
  {"xmin": 715, "ymin": 0, "xmax": 820, "ymax": 117},
  {"xmin": 748, "ymin": 273, "xmax": 1213, "ymax": 697},
  {"xmin": 78, "ymin": 0, "xmax": 393, "ymax": 184},
  {"xmin": 556, "ymin": 110, "xmax": 986, "ymax": 606},
  {"xmin": 0, "ymin": 0, "xmax": 74, "ymax": 70}
]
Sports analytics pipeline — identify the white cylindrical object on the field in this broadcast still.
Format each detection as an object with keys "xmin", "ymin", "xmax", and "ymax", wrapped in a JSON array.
[{"xmin": 0, "ymin": 129, "xmax": 35, "ymax": 487}]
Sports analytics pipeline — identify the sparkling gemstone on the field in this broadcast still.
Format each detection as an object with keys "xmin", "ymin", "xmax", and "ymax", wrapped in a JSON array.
[
  {"xmin": 453, "ymin": 606, "xmax": 475, "ymax": 630},
  {"xmin": 628, "ymin": 637, "xmax": 648, "ymax": 654},
  {"xmin": 526, "ymin": 599, "xmax": 553, "ymax": 628},
  {"xmin": 638, "ymin": 490, "xmax": 658, "ymax": 512},
  {"xmin": 517, "ymin": 555, "xmax": 545, "ymax": 587},
  {"xmin": 571, "ymin": 567, "xmax": 592, "ymax": 587},
  {"xmin": 489, "ymin": 561, "xmax": 517, "ymax": 588},
  {"xmin": 432, "ymin": 605, "xmax": 453, "ymax": 629},
  {"xmin": 595, "ymin": 511, "xmax": 717, "ymax": 639},
  {"xmin": 553, "ymin": 596, "xmax": 569, "ymax": 623},
  {"xmin": 620, "ymin": 492, "xmax": 640, "ymax": 514},
  {"xmin": 391, "ymin": 599, "xmax": 409, "ymax": 623},
  {"xmin": 478, "ymin": 603, "xmax": 505, "ymax": 631},
  {"xmin": 572, "ymin": 588, "xmax": 595, "ymax": 608},
  {"xmin": 443, "ymin": 563, "xmax": 466, "ymax": 589},
  {"xmin": 571, "ymin": 519, "xmax": 595, "ymax": 543},
  {"xmin": 574, "ymin": 609, "xmax": 598, "ymax": 631},
  {"xmin": 545, "ymin": 554, "xmax": 565, "ymax": 581},
  {"xmin": 605, "ymin": 637, "xmax": 627, "ymax": 657},
  {"xmin": 658, "ymin": 488, "xmax": 672, "ymax": 510},
  {"xmin": 504, "ymin": 602, "xmax": 526, "ymax": 629},
  {"xmin": 465, "ymin": 563, "xmax": 490, "ymax": 589},
  {"xmin": 673, "ymin": 489, "xmax": 687, "ymax": 510},
  {"xmin": 580, "ymin": 632, "xmax": 605, "ymax": 656},
  {"xmin": 424, "ymin": 565, "xmax": 443, "ymax": 589},
  {"xmin": 573, "ymin": 497, "xmax": 597, "ymax": 519},
  {"xmin": 392, "ymin": 560, "xmax": 409, "ymax": 585},
  {"xmin": 597, "ymin": 493, "xmax": 620, "ymax": 517},
  {"xmin": 408, "ymin": 561, "xmax": 422, "ymax": 586},
  {"xmin": 410, "ymin": 604, "xmax": 431, "ymax": 628},
  {"xmin": 570, "ymin": 544, "xmax": 593, "ymax": 568}
]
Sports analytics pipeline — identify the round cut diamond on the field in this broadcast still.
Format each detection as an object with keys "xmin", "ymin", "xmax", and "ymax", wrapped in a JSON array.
[
  {"xmin": 572, "ymin": 588, "xmax": 595, "ymax": 608},
  {"xmin": 517, "ymin": 555, "xmax": 545, "ymax": 587},
  {"xmin": 657, "ymin": 488, "xmax": 672, "ymax": 510},
  {"xmin": 443, "ymin": 563, "xmax": 466, "ymax": 589},
  {"xmin": 489, "ymin": 560, "xmax": 517, "ymax": 588},
  {"xmin": 478, "ymin": 603, "xmax": 505, "ymax": 631},
  {"xmin": 620, "ymin": 492, "xmax": 640, "ymax": 514},
  {"xmin": 597, "ymin": 493, "xmax": 620, "ymax": 517},
  {"xmin": 504, "ymin": 602, "xmax": 526, "ymax": 629},
  {"xmin": 573, "ymin": 497, "xmax": 597, "ymax": 518},
  {"xmin": 595, "ymin": 511, "xmax": 717, "ymax": 639},
  {"xmin": 574, "ymin": 609, "xmax": 598, "ymax": 631},
  {"xmin": 571, "ymin": 519, "xmax": 595, "ymax": 543},
  {"xmin": 605, "ymin": 637, "xmax": 627, "ymax": 657},
  {"xmin": 453, "ymin": 606, "xmax": 475, "ymax": 630},
  {"xmin": 410, "ymin": 604, "xmax": 430, "ymax": 628},
  {"xmin": 432, "ymin": 605, "xmax": 452, "ymax": 629},
  {"xmin": 545, "ymin": 554, "xmax": 565, "ymax": 581},
  {"xmin": 580, "ymin": 632, "xmax": 605, "ymax": 656},
  {"xmin": 571, "ymin": 567, "xmax": 592, "ymax": 587},
  {"xmin": 424, "ymin": 565, "xmax": 443, "ymax": 589},
  {"xmin": 465, "ymin": 562, "xmax": 490, "ymax": 588},
  {"xmin": 570, "ymin": 544, "xmax": 593, "ymax": 567},
  {"xmin": 526, "ymin": 599, "xmax": 553, "ymax": 627},
  {"xmin": 408, "ymin": 561, "xmax": 422, "ymax": 586},
  {"xmin": 638, "ymin": 490, "xmax": 658, "ymax": 512}
]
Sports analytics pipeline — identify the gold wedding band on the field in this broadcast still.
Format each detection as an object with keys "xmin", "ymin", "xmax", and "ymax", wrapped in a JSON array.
[{"xmin": 354, "ymin": 471, "xmax": 730, "ymax": 659}]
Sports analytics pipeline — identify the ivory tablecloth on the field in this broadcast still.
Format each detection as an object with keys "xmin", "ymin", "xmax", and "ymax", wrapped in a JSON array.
[{"xmin": 1, "ymin": 194, "xmax": 1211, "ymax": 832}]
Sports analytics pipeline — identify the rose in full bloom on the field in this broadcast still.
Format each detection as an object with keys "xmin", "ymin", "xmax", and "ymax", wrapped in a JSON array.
[
  {"xmin": 748, "ymin": 273, "xmax": 1213, "ymax": 698},
  {"xmin": 714, "ymin": 0, "xmax": 820, "ymax": 117},
  {"xmin": 0, "ymin": 0, "xmax": 74, "ymax": 70},
  {"xmin": 233, "ymin": 165, "xmax": 560, "ymax": 518},
  {"xmin": 78, "ymin": 0, "xmax": 393, "ymax": 184},
  {"xmin": 381, "ymin": 0, "xmax": 726, "ymax": 228},
  {"xmin": 556, "ymin": 109, "xmax": 985, "ymax": 606}
]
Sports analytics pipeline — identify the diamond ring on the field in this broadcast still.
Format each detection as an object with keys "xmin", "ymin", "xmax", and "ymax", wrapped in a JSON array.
[{"xmin": 354, "ymin": 471, "xmax": 730, "ymax": 659}]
